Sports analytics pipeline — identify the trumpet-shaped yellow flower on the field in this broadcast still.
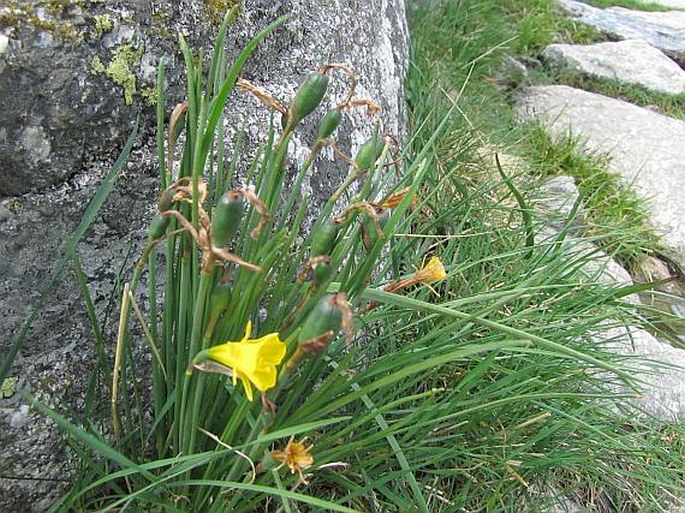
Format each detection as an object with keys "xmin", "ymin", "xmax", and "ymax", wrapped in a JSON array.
[
  {"xmin": 415, "ymin": 256, "xmax": 447, "ymax": 284},
  {"xmin": 204, "ymin": 322, "xmax": 286, "ymax": 401}
]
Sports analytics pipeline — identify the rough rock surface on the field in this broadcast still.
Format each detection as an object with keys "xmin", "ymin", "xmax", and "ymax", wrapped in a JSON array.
[
  {"xmin": 534, "ymin": 175, "xmax": 685, "ymax": 422},
  {"xmin": 595, "ymin": 325, "xmax": 685, "ymax": 422},
  {"xmin": 558, "ymin": 0, "xmax": 685, "ymax": 56},
  {"xmin": 518, "ymin": 85, "xmax": 685, "ymax": 270},
  {"xmin": 0, "ymin": 1, "xmax": 409, "ymax": 510},
  {"xmin": 535, "ymin": 175, "xmax": 584, "ymax": 232},
  {"xmin": 542, "ymin": 39, "xmax": 685, "ymax": 95}
]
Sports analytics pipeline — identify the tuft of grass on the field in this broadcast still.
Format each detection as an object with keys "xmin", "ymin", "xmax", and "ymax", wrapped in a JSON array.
[
  {"xmin": 521, "ymin": 123, "xmax": 665, "ymax": 270},
  {"xmin": 552, "ymin": 71, "xmax": 685, "ymax": 121},
  {"xmin": 500, "ymin": 0, "xmax": 605, "ymax": 56}
]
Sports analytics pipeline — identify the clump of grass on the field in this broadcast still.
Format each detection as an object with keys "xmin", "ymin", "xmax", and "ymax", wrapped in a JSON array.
[
  {"xmin": 555, "ymin": 71, "xmax": 685, "ymax": 121},
  {"xmin": 521, "ymin": 123, "xmax": 665, "ymax": 269},
  {"xmin": 500, "ymin": 0, "xmax": 605, "ymax": 56}
]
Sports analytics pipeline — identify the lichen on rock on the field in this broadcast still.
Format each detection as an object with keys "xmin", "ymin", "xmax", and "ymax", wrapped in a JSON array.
[
  {"xmin": 90, "ymin": 43, "xmax": 144, "ymax": 105},
  {"xmin": 91, "ymin": 13, "xmax": 113, "ymax": 39}
]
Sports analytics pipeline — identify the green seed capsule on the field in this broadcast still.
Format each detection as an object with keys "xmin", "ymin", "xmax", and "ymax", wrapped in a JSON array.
[
  {"xmin": 147, "ymin": 214, "xmax": 169, "ymax": 242},
  {"xmin": 313, "ymin": 260, "xmax": 333, "ymax": 286},
  {"xmin": 209, "ymin": 282, "xmax": 232, "ymax": 315},
  {"xmin": 354, "ymin": 134, "xmax": 386, "ymax": 171},
  {"xmin": 289, "ymin": 72, "xmax": 329, "ymax": 127},
  {"xmin": 298, "ymin": 294, "xmax": 343, "ymax": 344},
  {"xmin": 316, "ymin": 109, "xmax": 343, "ymax": 140},
  {"xmin": 362, "ymin": 210, "xmax": 389, "ymax": 252},
  {"xmin": 311, "ymin": 220, "xmax": 339, "ymax": 256},
  {"xmin": 157, "ymin": 189, "xmax": 176, "ymax": 213},
  {"xmin": 212, "ymin": 192, "xmax": 244, "ymax": 248}
]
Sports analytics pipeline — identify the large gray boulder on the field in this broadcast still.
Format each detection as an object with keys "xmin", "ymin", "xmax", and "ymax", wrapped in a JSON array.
[
  {"xmin": 542, "ymin": 39, "xmax": 685, "ymax": 95},
  {"xmin": 517, "ymin": 85, "xmax": 685, "ymax": 271},
  {"xmin": 558, "ymin": 0, "xmax": 685, "ymax": 56},
  {"xmin": 0, "ymin": 1, "xmax": 409, "ymax": 510}
]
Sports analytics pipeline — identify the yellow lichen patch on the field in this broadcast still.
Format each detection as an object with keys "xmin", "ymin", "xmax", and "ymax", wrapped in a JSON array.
[
  {"xmin": 91, "ymin": 14, "xmax": 113, "ymax": 39},
  {"xmin": 90, "ymin": 44, "xmax": 144, "ymax": 105},
  {"xmin": 140, "ymin": 86, "xmax": 158, "ymax": 107},
  {"xmin": 90, "ymin": 55, "xmax": 106, "ymax": 73},
  {"xmin": 0, "ymin": 0, "xmax": 84, "ymax": 44}
]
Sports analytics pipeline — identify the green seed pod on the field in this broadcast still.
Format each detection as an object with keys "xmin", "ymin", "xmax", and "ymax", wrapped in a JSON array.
[
  {"xmin": 157, "ymin": 189, "xmax": 176, "ymax": 213},
  {"xmin": 289, "ymin": 72, "xmax": 329, "ymax": 127},
  {"xmin": 316, "ymin": 109, "xmax": 343, "ymax": 140},
  {"xmin": 362, "ymin": 210, "xmax": 390, "ymax": 252},
  {"xmin": 311, "ymin": 220, "xmax": 339, "ymax": 256},
  {"xmin": 354, "ymin": 134, "xmax": 386, "ymax": 171},
  {"xmin": 209, "ymin": 282, "xmax": 232, "ymax": 315},
  {"xmin": 313, "ymin": 260, "xmax": 333, "ymax": 286},
  {"xmin": 298, "ymin": 294, "xmax": 343, "ymax": 345},
  {"xmin": 147, "ymin": 214, "xmax": 169, "ymax": 242},
  {"xmin": 212, "ymin": 192, "xmax": 244, "ymax": 248}
]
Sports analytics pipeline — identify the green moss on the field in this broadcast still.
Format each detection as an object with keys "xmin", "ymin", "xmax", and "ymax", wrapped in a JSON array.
[
  {"xmin": 3, "ymin": 199, "xmax": 22, "ymax": 214},
  {"xmin": 91, "ymin": 13, "xmax": 113, "ymax": 39},
  {"xmin": 90, "ymin": 44, "xmax": 143, "ymax": 105},
  {"xmin": 90, "ymin": 55, "xmax": 105, "ymax": 73}
]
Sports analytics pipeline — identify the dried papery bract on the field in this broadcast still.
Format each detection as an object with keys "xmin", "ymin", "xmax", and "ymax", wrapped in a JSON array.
[
  {"xmin": 167, "ymin": 101, "xmax": 188, "ymax": 176},
  {"xmin": 237, "ymin": 78, "xmax": 288, "ymax": 116},
  {"xmin": 157, "ymin": 182, "xmax": 263, "ymax": 273},
  {"xmin": 320, "ymin": 62, "xmax": 358, "ymax": 108}
]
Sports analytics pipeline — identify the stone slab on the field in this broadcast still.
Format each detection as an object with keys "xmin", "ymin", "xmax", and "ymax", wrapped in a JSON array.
[
  {"xmin": 558, "ymin": 0, "xmax": 685, "ymax": 56},
  {"xmin": 543, "ymin": 39, "xmax": 685, "ymax": 95},
  {"xmin": 518, "ymin": 85, "xmax": 685, "ymax": 270},
  {"xmin": 595, "ymin": 324, "xmax": 685, "ymax": 422}
]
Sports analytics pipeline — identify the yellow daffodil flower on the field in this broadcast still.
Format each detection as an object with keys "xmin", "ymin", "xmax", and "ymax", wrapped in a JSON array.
[{"xmin": 194, "ymin": 322, "xmax": 286, "ymax": 401}]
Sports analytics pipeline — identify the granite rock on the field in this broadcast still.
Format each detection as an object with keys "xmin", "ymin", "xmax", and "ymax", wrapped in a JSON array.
[
  {"xmin": 518, "ymin": 85, "xmax": 685, "ymax": 270},
  {"xmin": 558, "ymin": 0, "xmax": 685, "ymax": 56},
  {"xmin": 543, "ymin": 39, "xmax": 685, "ymax": 95}
]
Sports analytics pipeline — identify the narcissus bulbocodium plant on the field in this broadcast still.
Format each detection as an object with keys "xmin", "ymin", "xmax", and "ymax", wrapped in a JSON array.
[{"xmin": 45, "ymin": 8, "xmax": 454, "ymax": 512}]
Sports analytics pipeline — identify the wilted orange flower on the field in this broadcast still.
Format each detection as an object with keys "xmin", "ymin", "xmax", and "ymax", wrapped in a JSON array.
[
  {"xmin": 270, "ymin": 437, "xmax": 314, "ymax": 483},
  {"xmin": 415, "ymin": 256, "xmax": 447, "ymax": 285}
]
